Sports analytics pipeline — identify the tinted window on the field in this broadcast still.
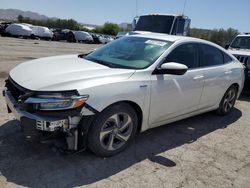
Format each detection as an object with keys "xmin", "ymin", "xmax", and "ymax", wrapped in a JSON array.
[
  {"xmin": 230, "ymin": 36, "xmax": 250, "ymax": 50},
  {"xmin": 223, "ymin": 52, "xmax": 233, "ymax": 64},
  {"xmin": 172, "ymin": 18, "xmax": 185, "ymax": 35},
  {"xmin": 135, "ymin": 15, "xmax": 174, "ymax": 34},
  {"xmin": 165, "ymin": 43, "xmax": 199, "ymax": 68},
  {"xmin": 200, "ymin": 44, "xmax": 223, "ymax": 67}
]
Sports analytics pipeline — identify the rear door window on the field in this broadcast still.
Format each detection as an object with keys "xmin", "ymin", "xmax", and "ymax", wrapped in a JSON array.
[{"xmin": 200, "ymin": 44, "xmax": 224, "ymax": 67}]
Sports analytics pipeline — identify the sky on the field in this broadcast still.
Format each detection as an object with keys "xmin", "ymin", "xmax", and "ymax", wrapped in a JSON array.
[{"xmin": 1, "ymin": 0, "xmax": 250, "ymax": 32}]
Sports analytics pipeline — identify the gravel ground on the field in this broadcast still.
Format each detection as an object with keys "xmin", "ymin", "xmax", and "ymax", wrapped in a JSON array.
[{"xmin": 0, "ymin": 36, "xmax": 250, "ymax": 188}]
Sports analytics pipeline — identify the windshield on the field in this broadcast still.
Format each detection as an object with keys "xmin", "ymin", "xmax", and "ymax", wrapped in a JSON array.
[
  {"xmin": 85, "ymin": 36, "xmax": 172, "ymax": 69},
  {"xmin": 230, "ymin": 36, "xmax": 250, "ymax": 49},
  {"xmin": 135, "ymin": 15, "xmax": 175, "ymax": 34}
]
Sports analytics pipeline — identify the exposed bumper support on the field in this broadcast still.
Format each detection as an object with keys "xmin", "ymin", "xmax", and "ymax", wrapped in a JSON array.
[
  {"xmin": 4, "ymin": 90, "xmax": 69, "ymax": 132},
  {"xmin": 4, "ymin": 89, "xmax": 97, "ymax": 151}
]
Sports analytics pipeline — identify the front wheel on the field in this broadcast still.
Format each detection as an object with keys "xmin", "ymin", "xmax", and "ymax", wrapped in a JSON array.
[
  {"xmin": 216, "ymin": 85, "xmax": 238, "ymax": 115},
  {"xmin": 88, "ymin": 103, "xmax": 138, "ymax": 157}
]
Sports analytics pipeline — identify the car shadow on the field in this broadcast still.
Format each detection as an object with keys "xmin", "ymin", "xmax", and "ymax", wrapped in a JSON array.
[
  {"xmin": 238, "ymin": 94, "xmax": 250, "ymax": 102},
  {"xmin": 0, "ymin": 108, "xmax": 242, "ymax": 187}
]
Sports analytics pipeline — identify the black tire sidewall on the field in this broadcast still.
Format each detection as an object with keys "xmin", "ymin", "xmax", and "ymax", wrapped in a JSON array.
[{"xmin": 87, "ymin": 103, "xmax": 138, "ymax": 157}]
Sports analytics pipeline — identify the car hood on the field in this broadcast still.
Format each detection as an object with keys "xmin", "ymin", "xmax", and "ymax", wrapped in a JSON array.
[
  {"xmin": 228, "ymin": 48, "xmax": 250, "ymax": 56},
  {"xmin": 9, "ymin": 54, "xmax": 135, "ymax": 91}
]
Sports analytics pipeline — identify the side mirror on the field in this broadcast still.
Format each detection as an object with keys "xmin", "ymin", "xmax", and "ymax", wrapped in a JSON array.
[
  {"xmin": 225, "ymin": 44, "xmax": 230, "ymax": 49},
  {"xmin": 153, "ymin": 62, "xmax": 188, "ymax": 75}
]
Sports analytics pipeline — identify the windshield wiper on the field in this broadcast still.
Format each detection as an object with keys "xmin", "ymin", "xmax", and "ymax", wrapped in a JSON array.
[
  {"xmin": 84, "ymin": 57, "xmax": 121, "ymax": 68},
  {"xmin": 78, "ymin": 51, "xmax": 95, "ymax": 58},
  {"xmin": 94, "ymin": 59, "xmax": 119, "ymax": 68}
]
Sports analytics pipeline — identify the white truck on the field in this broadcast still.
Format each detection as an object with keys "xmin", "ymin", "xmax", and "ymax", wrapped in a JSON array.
[
  {"xmin": 226, "ymin": 33, "xmax": 250, "ymax": 91},
  {"xmin": 116, "ymin": 14, "xmax": 191, "ymax": 38}
]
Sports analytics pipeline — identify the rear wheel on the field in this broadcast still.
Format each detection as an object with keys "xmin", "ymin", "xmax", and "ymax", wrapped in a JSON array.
[
  {"xmin": 88, "ymin": 103, "xmax": 138, "ymax": 157},
  {"xmin": 216, "ymin": 85, "xmax": 238, "ymax": 115}
]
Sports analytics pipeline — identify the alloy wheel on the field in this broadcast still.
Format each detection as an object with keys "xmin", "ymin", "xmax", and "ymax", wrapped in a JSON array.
[
  {"xmin": 222, "ymin": 88, "xmax": 236, "ymax": 113},
  {"xmin": 99, "ymin": 113, "xmax": 133, "ymax": 151}
]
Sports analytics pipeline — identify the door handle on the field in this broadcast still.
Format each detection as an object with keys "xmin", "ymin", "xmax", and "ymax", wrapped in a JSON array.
[
  {"xmin": 224, "ymin": 70, "xmax": 232, "ymax": 75},
  {"xmin": 193, "ymin": 75, "xmax": 204, "ymax": 80}
]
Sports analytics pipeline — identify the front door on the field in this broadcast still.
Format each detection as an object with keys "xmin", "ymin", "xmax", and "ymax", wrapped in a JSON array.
[{"xmin": 149, "ymin": 43, "xmax": 204, "ymax": 127}]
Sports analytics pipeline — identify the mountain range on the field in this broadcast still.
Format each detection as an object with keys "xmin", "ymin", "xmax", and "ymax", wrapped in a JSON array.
[{"xmin": 0, "ymin": 9, "xmax": 57, "ymax": 21}]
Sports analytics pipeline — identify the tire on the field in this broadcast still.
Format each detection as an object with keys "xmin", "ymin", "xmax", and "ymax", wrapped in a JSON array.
[
  {"xmin": 87, "ymin": 103, "xmax": 138, "ymax": 157},
  {"xmin": 216, "ymin": 85, "xmax": 238, "ymax": 115},
  {"xmin": 30, "ymin": 34, "xmax": 35, "ymax": 39}
]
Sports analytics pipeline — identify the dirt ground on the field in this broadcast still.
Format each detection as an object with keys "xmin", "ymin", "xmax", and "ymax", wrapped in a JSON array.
[{"xmin": 0, "ymin": 36, "xmax": 250, "ymax": 188}]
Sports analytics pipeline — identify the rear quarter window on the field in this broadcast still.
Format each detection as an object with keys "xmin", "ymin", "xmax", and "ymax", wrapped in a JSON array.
[{"xmin": 222, "ymin": 52, "xmax": 233, "ymax": 64}]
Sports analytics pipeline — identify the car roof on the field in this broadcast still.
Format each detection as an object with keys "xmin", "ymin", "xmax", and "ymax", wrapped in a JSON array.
[
  {"xmin": 131, "ymin": 32, "xmax": 209, "ymax": 43},
  {"xmin": 139, "ymin": 13, "xmax": 188, "ymax": 18},
  {"xmin": 236, "ymin": 34, "xmax": 250, "ymax": 37},
  {"xmin": 128, "ymin": 32, "xmax": 231, "ymax": 55}
]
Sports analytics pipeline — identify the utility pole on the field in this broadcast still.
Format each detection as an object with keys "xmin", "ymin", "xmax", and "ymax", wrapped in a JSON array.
[
  {"xmin": 136, "ymin": 0, "xmax": 138, "ymax": 17},
  {"xmin": 182, "ymin": 0, "xmax": 187, "ymax": 15}
]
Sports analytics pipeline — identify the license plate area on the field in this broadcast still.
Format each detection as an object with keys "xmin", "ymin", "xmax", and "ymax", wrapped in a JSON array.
[{"xmin": 20, "ymin": 116, "xmax": 39, "ymax": 141}]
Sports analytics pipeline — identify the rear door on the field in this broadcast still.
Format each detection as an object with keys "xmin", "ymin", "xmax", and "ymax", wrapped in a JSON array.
[{"xmin": 198, "ymin": 44, "xmax": 230, "ymax": 109}]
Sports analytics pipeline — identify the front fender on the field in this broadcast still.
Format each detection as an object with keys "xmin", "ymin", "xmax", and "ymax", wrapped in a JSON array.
[{"xmin": 78, "ymin": 77, "xmax": 151, "ymax": 132}]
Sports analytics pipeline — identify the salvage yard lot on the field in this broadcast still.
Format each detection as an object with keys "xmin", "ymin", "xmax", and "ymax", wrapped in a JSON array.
[{"xmin": 0, "ymin": 37, "xmax": 250, "ymax": 188}]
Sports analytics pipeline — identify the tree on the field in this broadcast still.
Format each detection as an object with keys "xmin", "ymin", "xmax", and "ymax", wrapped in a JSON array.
[
  {"xmin": 190, "ymin": 27, "xmax": 239, "ymax": 47},
  {"xmin": 17, "ymin": 15, "xmax": 23, "ymax": 23},
  {"xmin": 101, "ymin": 22, "xmax": 120, "ymax": 35}
]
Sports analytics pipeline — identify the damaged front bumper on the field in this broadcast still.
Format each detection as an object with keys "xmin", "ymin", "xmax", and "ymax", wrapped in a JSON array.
[
  {"xmin": 3, "ymin": 89, "xmax": 96, "ymax": 151},
  {"xmin": 4, "ymin": 90, "xmax": 69, "ymax": 132}
]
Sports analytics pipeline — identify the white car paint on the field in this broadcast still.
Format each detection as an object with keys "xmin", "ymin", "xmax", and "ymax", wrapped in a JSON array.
[
  {"xmin": 73, "ymin": 31, "xmax": 93, "ymax": 42},
  {"xmin": 5, "ymin": 23, "xmax": 32, "ymax": 37},
  {"xmin": 9, "ymin": 55, "xmax": 135, "ymax": 91},
  {"xmin": 227, "ymin": 34, "xmax": 250, "ymax": 57},
  {"xmin": 31, "ymin": 26, "xmax": 53, "ymax": 39},
  {"xmin": 7, "ymin": 33, "xmax": 245, "ymax": 133}
]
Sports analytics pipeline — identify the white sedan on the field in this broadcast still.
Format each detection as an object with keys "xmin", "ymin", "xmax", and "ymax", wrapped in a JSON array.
[{"xmin": 4, "ymin": 33, "xmax": 244, "ymax": 157}]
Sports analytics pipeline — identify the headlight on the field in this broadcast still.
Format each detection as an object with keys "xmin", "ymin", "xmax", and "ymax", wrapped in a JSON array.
[{"xmin": 24, "ymin": 93, "xmax": 88, "ymax": 111}]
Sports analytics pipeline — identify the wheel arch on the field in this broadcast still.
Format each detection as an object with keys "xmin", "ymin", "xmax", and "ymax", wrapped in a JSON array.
[
  {"xmin": 122, "ymin": 100, "xmax": 143, "ymax": 132},
  {"xmin": 230, "ymin": 83, "xmax": 240, "ymax": 95}
]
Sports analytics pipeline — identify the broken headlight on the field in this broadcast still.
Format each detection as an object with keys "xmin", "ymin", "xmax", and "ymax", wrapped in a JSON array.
[{"xmin": 24, "ymin": 92, "xmax": 88, "ymax": 111}]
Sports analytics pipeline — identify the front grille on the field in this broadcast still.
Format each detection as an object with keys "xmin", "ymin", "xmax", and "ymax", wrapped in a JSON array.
[
  {"xmin": 5, "ymin": 78, "xmax": 27, "ymax": 102},
  {"xmin": 5, "ymin": 78, "xmax": 35, "ymax": 112},
  {"xmin": 234, "ymin": 55, "xmax": 249, "ymax": 65}
]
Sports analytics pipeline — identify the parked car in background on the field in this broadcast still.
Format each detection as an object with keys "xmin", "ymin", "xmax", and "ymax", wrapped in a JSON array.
[
  {"xmin": 90, "ymin": 33, "xmax": 113, "ymax": 44},
  {"xmin": 51, "ymin": 28, "xmax": 64, "ymax": 41},
  {"xmin": 31, "ymin": 26, "xmax": 53, "ymax": 40},
  {"xmin": 0, "ymin": 22, "xmax": 12, "ymax": 36},
  {"xmin": 98, "ymin": 35, "xmax": 114, "ymax": 44},
  {"xmin": 21, "ymin": 23, "xmax": 34, "ymax": 28},
  {"xmin": 5, "ymin": 23, "xmax": 32, "ymax": 38},
  {"xmin": 115, "ymin": 31, "xmax": 129, "ymax": 39},
  {"xmin": 91, "ymin": 33, "xmax": 102, "ymax": 44},
  {"xmin": 73, "ymin": 31, "xmax": 93, "ymax": 43},
  {"xmin": 3, "ymin": 34, "xmax": 244, "ymax": 157},
  {"xmin": 51, "ymin": 28, "xmax": 75, "ymax": 42},
  {"xmin": 226, "ymin": 33, "xmax": 250, "ymax": 91}
]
